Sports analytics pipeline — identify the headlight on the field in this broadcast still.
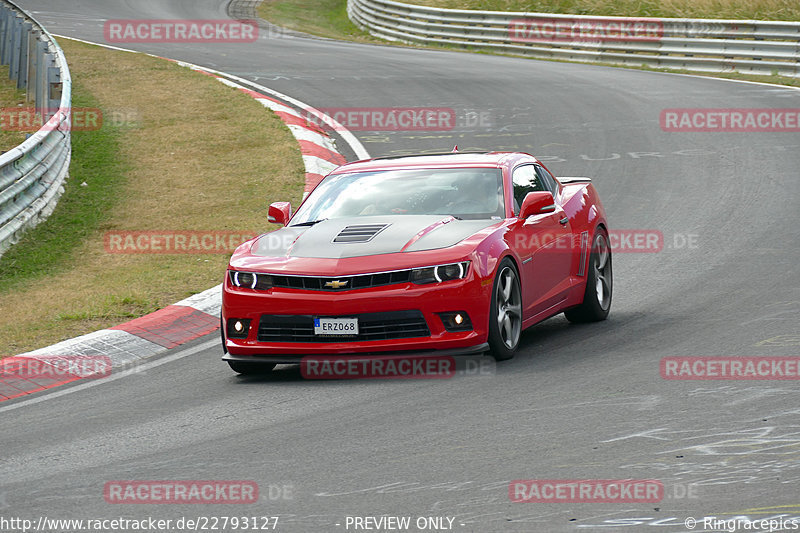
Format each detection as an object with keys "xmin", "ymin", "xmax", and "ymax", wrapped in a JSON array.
[
  {"xmin": 411, "ymin": 261, "xmax": 470, "ymax": 284},
  {"xmin": 229, "ymin": 270, "xmax": 273, "ymax": 290}
]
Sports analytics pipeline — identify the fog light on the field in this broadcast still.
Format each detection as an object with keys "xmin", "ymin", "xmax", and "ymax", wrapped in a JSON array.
[
  {"xmin": 226, "ymin": 318, "xmax": 251, "ymax": 339},
  {"xmin": 439, "ymin": 311, "xmax": 473, "ymax": 332}
]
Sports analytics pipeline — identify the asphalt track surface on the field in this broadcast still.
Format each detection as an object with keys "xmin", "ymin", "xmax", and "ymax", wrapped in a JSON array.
[{"xmin": 3, "ymin": 1, "xmax": 800, "ymax": 531}]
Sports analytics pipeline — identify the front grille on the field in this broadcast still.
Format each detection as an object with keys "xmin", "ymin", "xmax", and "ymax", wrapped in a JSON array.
[
  {"xmin": 257, "ymin": 311, "xmax": 430, "ymax": 343},
  {"xmin": 333, "ymin": 224, "xmax": 390, "ymax": 243},
  {"xmin": 271, "ymin": 270, "xmax": 411, "ymax": 291}
]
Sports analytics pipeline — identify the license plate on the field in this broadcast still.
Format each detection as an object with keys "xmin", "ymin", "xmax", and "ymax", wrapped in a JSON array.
[{"xmin": 314, "ymin": 317, "xmax": 359, "ymax": 336}]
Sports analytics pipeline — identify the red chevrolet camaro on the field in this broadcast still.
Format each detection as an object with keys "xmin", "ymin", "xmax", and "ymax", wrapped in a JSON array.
[{"xmin": 221, "ymin": 151, "xmax": 611, "ymax": 374}]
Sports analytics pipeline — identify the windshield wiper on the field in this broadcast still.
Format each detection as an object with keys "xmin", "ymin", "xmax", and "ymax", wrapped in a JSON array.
[{"xmin": 291, "ymin": 218, "xmax": 327, "ymax": 227}]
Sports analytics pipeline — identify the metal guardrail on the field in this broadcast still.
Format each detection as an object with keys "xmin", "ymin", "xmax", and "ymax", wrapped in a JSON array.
[
  {"xmin": 227, "ymin": 0, "xmax": 262, "ymax": 21},
  {"xmin": 0, "ymin": 0, "xmax": 71, "ymax": 258},
  {"xmin": 348, "ymin": 0, "xmax": 800, "ymax": 77}
]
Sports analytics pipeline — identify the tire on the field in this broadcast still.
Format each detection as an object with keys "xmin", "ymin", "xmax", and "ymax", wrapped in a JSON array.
[
  {"xmin": 565, "ymin": 229, "xmax": 612, "ymax": 323},
  {"xmin": 488, "ymin": 259, "xmax": 523, "ymax": 361},
  {"xmin": 228, "ymin": 360, "xmax": 276, "ymax": 375}
]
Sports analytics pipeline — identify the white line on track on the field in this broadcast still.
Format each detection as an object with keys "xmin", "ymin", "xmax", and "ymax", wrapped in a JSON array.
[{"xmin": 651, "ymin": 70, "xmax": 800, "ymax": 93}]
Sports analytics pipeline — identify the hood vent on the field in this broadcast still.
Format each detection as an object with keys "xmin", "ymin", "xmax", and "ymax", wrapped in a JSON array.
[{"xmin": 333, "ymin": 224, "xmax": 390, "ymax": 243}]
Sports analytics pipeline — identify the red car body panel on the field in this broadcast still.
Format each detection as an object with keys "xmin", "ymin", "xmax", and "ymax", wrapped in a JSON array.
[{"xmin": 222, "ymin": 152, "xmax": 607, "ymax": 362}]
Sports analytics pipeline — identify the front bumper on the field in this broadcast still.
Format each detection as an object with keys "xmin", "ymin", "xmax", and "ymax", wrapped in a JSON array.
[
  {"xmin": 222, "ymin": 343, "xmax": 490, "ymax": 365},
  {"xmin": 222, "ymin": 275, "xmax": 491, "ymax": 358}
]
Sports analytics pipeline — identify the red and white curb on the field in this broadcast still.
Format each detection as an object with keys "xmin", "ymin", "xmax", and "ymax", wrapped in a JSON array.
[
  {"xmin": 0, "ymin": 38, "xmax": 368, "ymax": 402},
  {"xmin": 0, "ymin": 285, "xmax": 221, "ymax": 402}
]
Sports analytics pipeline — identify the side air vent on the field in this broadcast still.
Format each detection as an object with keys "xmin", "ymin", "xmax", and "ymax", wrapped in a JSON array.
[{"xmin": 333, "ymin": 224, "xmax": 390, "ymax": 243}]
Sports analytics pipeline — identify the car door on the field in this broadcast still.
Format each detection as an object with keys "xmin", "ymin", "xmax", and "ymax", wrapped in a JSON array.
[{"xmin": 510, "ymin": 164, "xmax": 573, "ymax": 320}]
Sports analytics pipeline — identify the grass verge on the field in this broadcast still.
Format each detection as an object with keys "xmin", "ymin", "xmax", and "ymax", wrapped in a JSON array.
[
  {"xmin": 0, "ymin": 81, "xmax": 128, "ymax": 296},
  {"xmin": 0, "ymin": 38, "xmax": 304, "ymax": 357},
  {"xmin": 259, "ymin": 0, "xmax": 800, "ymax": 88},
  {"xmin": 259, "ymin": 0, "xmax": 373, "ymax": 40}
]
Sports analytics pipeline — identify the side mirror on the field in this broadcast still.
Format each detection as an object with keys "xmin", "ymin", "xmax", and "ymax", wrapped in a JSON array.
[
  {"xmin": 519, "ymin": 191, "xmax": 556, "ymax": 219},
  {"xmin": 268, "ymin": 201, "xmax": 292, "ymax": 226}
]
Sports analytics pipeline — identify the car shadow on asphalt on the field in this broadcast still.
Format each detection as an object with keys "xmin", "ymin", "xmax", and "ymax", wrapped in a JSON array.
[{"xmin": 227, "ymin": 310, "xmax": 632, "ymax": 384}]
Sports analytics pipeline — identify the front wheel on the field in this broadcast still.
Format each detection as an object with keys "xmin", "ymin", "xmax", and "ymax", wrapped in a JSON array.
[
  {"xmin": 565, "ymin": 229, "xmax": 612, "ymax": 323},
  {"xmin": 488, "ymin": 259, "xmax": 523, "ymax": 361}
]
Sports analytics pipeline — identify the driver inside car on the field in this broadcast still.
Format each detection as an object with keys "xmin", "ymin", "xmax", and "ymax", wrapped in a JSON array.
[{"xmin": 442, "ymin": 172, "xmax": 500, "ymax": 215}]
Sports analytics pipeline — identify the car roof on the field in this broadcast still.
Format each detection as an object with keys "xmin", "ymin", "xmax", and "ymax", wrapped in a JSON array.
[{"xmin": 330, "ymin": 151, "xmax": 537, "ymax": 174}]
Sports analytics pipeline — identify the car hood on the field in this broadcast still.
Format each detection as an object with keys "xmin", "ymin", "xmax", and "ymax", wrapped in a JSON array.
[{"xmin": 249, "ymin": 215, "xmax": 499, "ymax": 259}]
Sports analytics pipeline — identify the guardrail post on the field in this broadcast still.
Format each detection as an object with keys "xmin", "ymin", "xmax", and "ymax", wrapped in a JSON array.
[
  {"xmin": 34, "ymin": 40, "xmax": 45, "ymax": 115},
  {"xmin": 0, "ymin": 7, "xmax": 8, "ymax": 60},
  {"xmin": 1, "ymin": 12, "xmax": 14, "ymax": 65},
  {"xmin": 25, "ymin": 29, "xmax": 36, "ymax": 102},
  {"xmin": 46, "ymin": 60, "xmax": 60, "ymax": 120},
  {"xmin": 38, "ymin": 48, "xmax": 52, "ymax": 122},
  {"xmin": 9, "ymin": 13, "xmax": 20, "ymax": 80},
  {"xmin": 15, "ymin": 20, "xmax": 29, "ymax": 88}
]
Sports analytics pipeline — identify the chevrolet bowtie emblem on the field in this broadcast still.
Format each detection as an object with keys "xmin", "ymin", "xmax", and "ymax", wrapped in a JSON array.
[{"xmin": 325, "ymin": 280, "xmax": 349, "ymax": 289}]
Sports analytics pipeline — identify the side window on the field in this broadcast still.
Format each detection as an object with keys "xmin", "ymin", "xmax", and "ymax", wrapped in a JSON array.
[
  {"xmin": 512, "ymin": 165, "xmax": 545, "ymax": 215},
  {"xmin": 534, "ymin": 165, "xmax": 557, "ymax": 194}
]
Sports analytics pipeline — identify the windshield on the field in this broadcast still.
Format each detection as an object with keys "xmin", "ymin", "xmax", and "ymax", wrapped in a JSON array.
[{"xmin": 291, "ymin": 168, "xmax": 505, "ymax": 225}]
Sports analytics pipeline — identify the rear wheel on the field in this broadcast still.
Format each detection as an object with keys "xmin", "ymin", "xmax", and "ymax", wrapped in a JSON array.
[
  {"xmin": 488, "ymin": 259, "xmax": 522, "ymax": 361},
  {"xmin": 565, "ymin": 229, "xmax": 612, "ymax": 323},
  {"xmin": 228, "ymin": 361, "xmax": 276, "ymax": 375}
]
